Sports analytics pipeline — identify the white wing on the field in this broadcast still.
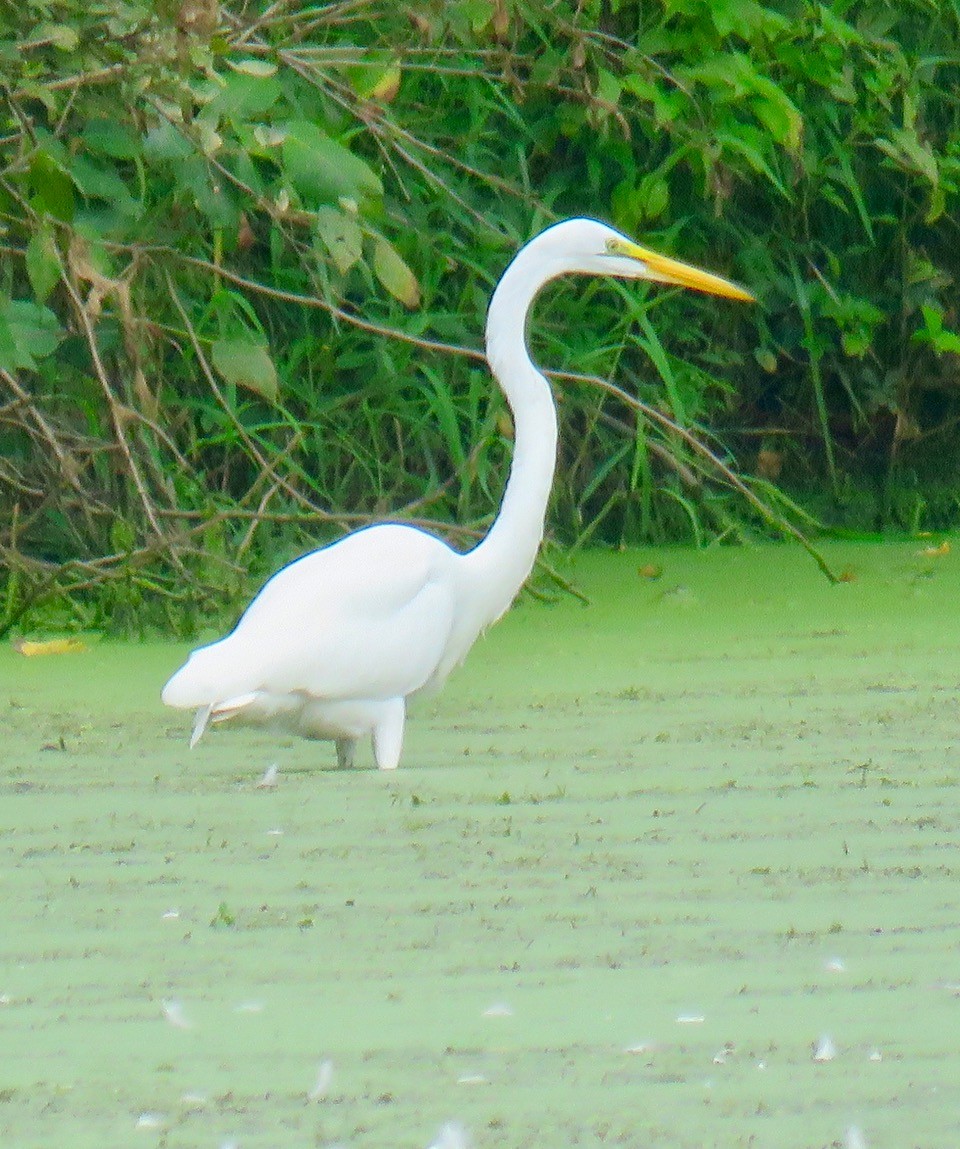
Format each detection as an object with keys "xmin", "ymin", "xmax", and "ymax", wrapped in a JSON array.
[{"xmin": 162, "ymin": 524, "xmax": 461, "ymax": 708}]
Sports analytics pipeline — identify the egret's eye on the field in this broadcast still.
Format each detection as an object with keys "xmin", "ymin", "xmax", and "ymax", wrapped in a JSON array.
[{"xmin": 605, "ymin": 237, "xmax": 637, "ymax": 260}]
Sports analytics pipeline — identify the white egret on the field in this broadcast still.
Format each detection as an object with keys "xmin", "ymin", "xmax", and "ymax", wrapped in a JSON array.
[{"xmin": 162, "ymin": 218, "xmax": 753, "ymax": 769}]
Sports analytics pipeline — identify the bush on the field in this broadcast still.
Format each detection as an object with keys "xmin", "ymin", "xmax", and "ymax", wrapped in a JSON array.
[{"xmin": 3, "ymin": 0, "xmax": 960, "ymax": 633}]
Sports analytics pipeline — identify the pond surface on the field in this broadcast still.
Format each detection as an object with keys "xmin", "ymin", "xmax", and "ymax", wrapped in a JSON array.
[{"xmin": 2, "ymin": 541, "xmax": 960, "ymax": 1148}]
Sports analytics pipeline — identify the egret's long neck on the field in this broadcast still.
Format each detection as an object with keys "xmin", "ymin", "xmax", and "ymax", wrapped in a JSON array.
[{"xmin": 464, "ymin": 253, "xmax": 559, "ymax": 623}]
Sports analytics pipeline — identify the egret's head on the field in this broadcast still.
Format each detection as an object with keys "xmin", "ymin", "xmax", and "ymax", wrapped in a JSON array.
[{"xmin": 524, "ymin": 218, "xmax": 755, "ymax": 303}]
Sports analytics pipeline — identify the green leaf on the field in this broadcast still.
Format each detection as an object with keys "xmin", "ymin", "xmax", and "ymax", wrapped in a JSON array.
[
  {"xmin": 926, "ymin": 183, "xmax": 946, "ymax": 225},
  {"xmin": 716, "ymin": 127, "xmax": 788, "ymax": 196},
  {"xmin": 0, "ymin": 299, "xmax": 63, "ymax": 371},
  {"xmin": 639, "ymin": 175, "xmax": 669, "ymax": 221},
  {"xmin": 755, "ymin": 348, "xmax": 778, "ymax": 373},
  {"xmin": 110, "ymin": 517, "xmax": 136, "ymax": 552},
  {"xmin": 315, "ymin": 206, "xmax": 363, "ymax": 275},
  {"xmin": 195, "ymin": 121, "xmax": 223, "ymax": 157},
  {"xmin": 281, "ymin": 121, "xmax": 383, "ymax": 206},
  {"xmin": 204, "ymin": 70, "xmax": 282, "ymax": 121},
  {"xmin": 875, "ymin": 128, "xmax": 939, "ymax": 186},
  {"xmin": 622, "ymin": 75, "xmax": 686, "ymax": 127},
  {"xmin": 840, "ymin": 330, "xmax": 869, "ymax": 357},
  {"xmin": 35, "ymin": 21, "xmax": 78, "ymax": 50},
  {"xmin": 251, "ymin": 125, "xmax": 286, "ymax": 149},
  {"xmin": 368, "ymin": 64, "xmax": 402, "ymax": 103},
  {"xmin": 0, "ymin": 312, "xmax": 19, "ymax": 373},
  {"xmin": 817, "ymin": 7, "xmax": 864, "ymax": 47},
  {"xmin": 28, "ymin": 150, "xmax": 75, "ymax": 220},
  {"xmin": 177, "ymin": 155, "xmax": 237, "ymax": 227},
  {"xmin": 752, "ymin": 93, "xmax": 803, "ymax": 152},
  {"xmin": 82, "ymin": 120, "xmax": 141, "ymax": 160},
  {"xmin": 25, "ymin": 230, "xmax": 61, "ymax": 302},
  {"xmin": 67, "ymin": 155, "xmax": 139, "ymax": 215},
  {"xmin": 143, "ymin": 120, "xmax": 194, "ymax": 164},
  {"xmin": 372, "ymin": 238, "xmax": 420, "ymax": 308},
  {"xmin": 919, "ymin": 305, "xmax": 944, "ymax": 336},
  {"xmin": 225, "ymin": 57, "xmax": 278, "ymax": 77},
  {"xmin": 711, "ymin": 0, "xmax": 788, "ymax": 36},
  {"xmin": 211, "ymin": 337, "xmax": 278, "ymax": 400},
  {"xmin": 915, "ymin": 306, "xmax": 960, "ymax": 355},
  {"xmin": 596, "ymin": 67, "xmax": 622, "ymax": 107},
  {"xmin": 9, "ymin": 300, "xmax": 62, "ymax": 359},
  {"xmin": 933, "ymin": 330, "xmax": 960, "ymax": 355},
  {"xmin": 637, "ymin": 311, "xmax": 684, "ymax": 425}
]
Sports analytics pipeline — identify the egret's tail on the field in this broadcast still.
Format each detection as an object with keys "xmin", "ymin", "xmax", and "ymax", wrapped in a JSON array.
[{"xmin": 162, "ymin": 638, "xmax": 255, "ymax": 710}]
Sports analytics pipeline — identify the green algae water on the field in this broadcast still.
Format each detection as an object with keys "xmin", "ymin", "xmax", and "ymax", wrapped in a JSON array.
[{"xmin": 2, "ymin": 541, "xmax": 960, "ymax": 1148}]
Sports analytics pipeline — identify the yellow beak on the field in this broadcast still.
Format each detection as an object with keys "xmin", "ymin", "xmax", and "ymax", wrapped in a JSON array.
[{"xmin": 609, "ymin": 238, "xmax": 756, "ymax": 303}]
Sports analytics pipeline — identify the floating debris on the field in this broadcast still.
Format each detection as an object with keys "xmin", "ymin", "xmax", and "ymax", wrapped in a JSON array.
[
  {"xmin": 932, "ymin": 980, "xmax": 960, "ymax": 995},
  {"xmin": 676, "ymin": 1013, "xmax": 705, "ymax": 1025},
  {"xmin": 233, "ymin": 1000, "xmax": 265, "ymax": 1014},
  {"xmin": 180, "ymin": 1092, "xmax": 208, "ymax": 1107},
  {"xmin": 712, "ymin": 1043, "xmax": 735, "ymax": 1065},
  {"xmin": 624, "ymin": 1040, "xmax": 656, "ymax": 1056},
  {"xmin": 917, "ymin": 540, "xmax": 950, "ymax": 557},
  {"xmin": 135, "ymin": 1113, "xmax": 165, "ymax": 1129},
  {"xmin": 846, "ymin": 1125, "xmax": 868, "ymax": 1149},
  {"xmin": 456, "ymin": 1073, "xmax": 488, "ymax": 1086},
  {"xmin": 266, "ymin": 828, "xmax": 284, "ymax": 836},
  {"xmin": 429, "ymin": 1122, "xmax": 470, "ymax": 1149},
  {"xmin": 661, "ymin": 584, "xmax": 697, "ymax": 607},
  {"xmin": 482, "ymin": 1002, "xmax": 513, "ymax": 1018},
  {"xmin": 813, "ymin": 1035, "xmax": 837, "ymax": 1062},
  {"xmin": 256, "ymin": 763, "xmax": 279, "ymax": 789},
  {"xmin": 868, "ymin": 1048, "xmax": 882, "ymax": 1062},
  {"xmin": 161, "ymin": 909, "xmax": 180, "ymax": 921},
  {"xmin": 824, "ymin": 956, "xmax": 846, "ymax": 973},
  {"xmin": 308, "ymin": 1059, "xmax": 334, "ymax": 1101},
  {"xmin": 161, "ymin": 1000, "xmax": 192, "ymax": 1030},
  {"xmin": 13, "ymin": 637, "xmax": 87, "ymax": 657}
]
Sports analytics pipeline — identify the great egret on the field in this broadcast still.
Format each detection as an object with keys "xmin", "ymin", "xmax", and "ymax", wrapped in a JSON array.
[{"xmin": 162, "ymin": 218, "xmax": 753, "ymax": 769}]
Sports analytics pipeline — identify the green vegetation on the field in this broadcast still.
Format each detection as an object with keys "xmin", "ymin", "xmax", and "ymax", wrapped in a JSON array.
[{"xmin": 3, "ymin": 1, "xmax": 960, "ymax": 632}]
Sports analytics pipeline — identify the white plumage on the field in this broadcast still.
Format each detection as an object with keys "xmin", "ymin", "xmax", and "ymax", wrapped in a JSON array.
[{"xmin": 163, "ymin": 218, "xmax": 752, "ymax": 768}]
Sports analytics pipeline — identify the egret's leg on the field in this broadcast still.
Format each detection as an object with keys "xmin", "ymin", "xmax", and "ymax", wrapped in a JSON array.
[
  {"xmin": 372, "ymin": 698, "xmax": 405, "ymax": 770},
  {"xmin": 335, "ymin": 738, "xmax": 357, "ymax": 770}
]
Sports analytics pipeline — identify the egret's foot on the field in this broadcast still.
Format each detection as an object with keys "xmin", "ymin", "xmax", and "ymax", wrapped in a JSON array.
[{"xmin": 335, "ymin": 738, "xmax": 356, "ymax": 770}]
